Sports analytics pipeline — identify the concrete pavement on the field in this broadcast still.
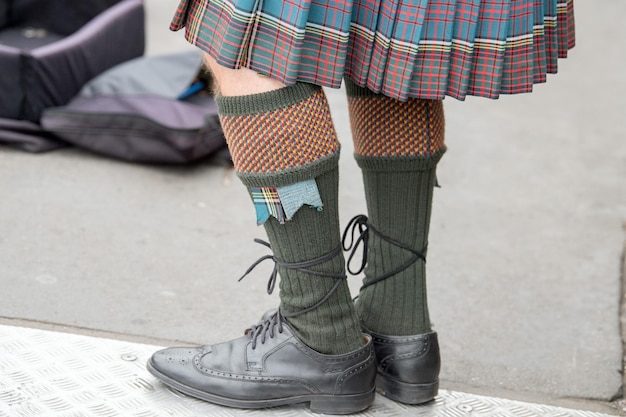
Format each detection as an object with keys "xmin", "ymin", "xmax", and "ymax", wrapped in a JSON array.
[{"xmin": 1, "ymin": 0, "xmax": 625, "ymax": 415}]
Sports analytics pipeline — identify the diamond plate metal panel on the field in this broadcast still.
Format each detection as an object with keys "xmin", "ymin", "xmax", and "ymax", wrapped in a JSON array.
[{"xmin": 0, "ymin": 325, "xmax": 615, "ymax": 417}]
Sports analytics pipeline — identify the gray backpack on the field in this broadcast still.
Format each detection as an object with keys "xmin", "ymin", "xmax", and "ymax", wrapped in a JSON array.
[{"xmin": 41, "ymin": 51, "xmax": 227, "ymax": 164}]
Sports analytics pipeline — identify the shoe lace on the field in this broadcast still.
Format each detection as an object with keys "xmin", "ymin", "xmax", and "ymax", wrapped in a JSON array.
[
  {"xmin": 238, "ymin": 238, "xmax": 346, "ymax": 346},
  {"xmin": 245, "ymin": 310, "xmax": 284, "ymax": 350},
  {"xmin": 341, "ymin": 214, "xmax": 369, "ymax": 275},
  {"xmin": 341, "ymin": 215, "xmax": 428, "ymax": 291}
]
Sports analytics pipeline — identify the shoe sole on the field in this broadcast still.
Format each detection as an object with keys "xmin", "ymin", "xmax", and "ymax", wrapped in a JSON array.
[
  {"xmin": 376, "ymin": 372, "xmax": 438, "ymax": 405},
  {"xmin": 147, "ymin": 358, "xmax": 375, "ymax": 415}
]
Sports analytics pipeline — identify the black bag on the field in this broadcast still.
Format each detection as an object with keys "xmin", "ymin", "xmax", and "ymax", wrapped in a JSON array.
[
  {"xmin": 0, "ymin": 0, "xmax": 145, "ymax": 152},
  {"xmin": 0, "ymin": 0, "xmax": 144, "ymax": 122},
  {"xmin": 41, "ymin": 51, "xmax": 227, "ymax": 164}
]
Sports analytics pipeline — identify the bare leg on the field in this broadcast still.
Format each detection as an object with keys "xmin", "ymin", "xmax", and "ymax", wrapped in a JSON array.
[{"xmin": 203, "ymin": 54, "xmax": 285, "ymax": 96}]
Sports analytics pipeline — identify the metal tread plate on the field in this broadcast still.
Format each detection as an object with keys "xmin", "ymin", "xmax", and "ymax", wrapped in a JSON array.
[{"xmin": 0, "ymin": 325, "xmax": 613, "ymax": 417}]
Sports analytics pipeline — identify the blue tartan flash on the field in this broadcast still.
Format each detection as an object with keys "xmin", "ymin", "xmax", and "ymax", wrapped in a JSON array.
[{"xmin": 251, "ymin": 179, "xmax": 323, "ymax": 225}]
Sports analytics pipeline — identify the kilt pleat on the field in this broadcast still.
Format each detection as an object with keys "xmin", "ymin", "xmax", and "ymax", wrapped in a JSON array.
[
  {"xmin": 171, "ymin": 0, "xmax": 575, "ymax": 101},
  {"xmin": 453, "ymin": 0, "xmax": 511, "ymax": 99},
  {"xmin": 532, "ymin": 0, "xmax": 547, "ymax": 85}
]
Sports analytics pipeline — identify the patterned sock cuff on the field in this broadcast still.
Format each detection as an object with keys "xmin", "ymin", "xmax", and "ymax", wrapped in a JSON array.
[
  {"xmin": 216, "ymin": 82, "xmax": 320, "ymax": 116},
  {"xmin": 355, "ymin": 148, "xmax": 447, "ymax": 173},
  {"xmin": 237, "ymin": 149, "xmax": 340, "ymax": 188}
]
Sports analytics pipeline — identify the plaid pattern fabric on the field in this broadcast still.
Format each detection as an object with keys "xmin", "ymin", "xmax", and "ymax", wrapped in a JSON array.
[
  {"xmin": 171, "ymin": 0, "xmax": 352, "ymax": 88},
  {"xmin": 347, "ymin": 95, "xmax": 445, "ymax": 157},
  {"xmin": 251, "ymin": 187, "xmax": 286, "ymax": 224},
  {"xmin": 251, "ymin": 180, "xmax": 323, "ymax": 224},
  {"xmin": 171, "ymin": 0, "xmax": 575, "ymax": 101}
]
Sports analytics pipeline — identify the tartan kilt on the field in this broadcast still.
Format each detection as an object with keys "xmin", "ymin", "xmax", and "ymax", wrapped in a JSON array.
[{"xmin": 171, "ymin": 0, "xmax": 575, "ymax": 101}]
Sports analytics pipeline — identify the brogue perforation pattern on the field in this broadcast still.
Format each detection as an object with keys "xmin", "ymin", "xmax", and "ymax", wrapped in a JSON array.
[
  {"xmin": 192, "ymin": 352, "xmax": 321, "ymax": 392},
  {"xmin": 336, "ymin": 351, "xmax": 376, "ymax": 392}
]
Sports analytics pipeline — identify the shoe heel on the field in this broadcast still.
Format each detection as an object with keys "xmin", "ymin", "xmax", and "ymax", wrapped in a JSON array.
[
  {"xmin": 309, "ymin": 389, "xmax": 376, "ymax": 415},
  {"xmin": 376, "ymin": 373, "xmax": 438, "ymax": 405}
]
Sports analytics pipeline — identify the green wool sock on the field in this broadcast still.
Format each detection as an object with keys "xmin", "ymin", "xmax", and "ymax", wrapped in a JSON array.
[
  {"xmin": 238, "ymin": 157, "xmax": 365, "ymax": 355},
  {"xmin": 354, "ymin": 154, "xmax": 444, "ymax": 335},
  {"xmin": 217, "ymin": 85, "xmax": 364, "ymax": 354},
  {"xmin": 346, "ymin": 79, "xmax": 446, "ymax": 336}
]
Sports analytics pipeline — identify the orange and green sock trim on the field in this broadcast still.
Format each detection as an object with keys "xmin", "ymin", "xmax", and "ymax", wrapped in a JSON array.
[
  {"xmin": 218, "ymin": 82, "xmax": 339, "ymax": 174},
  {"xmin": 346, "ymin": 78, "xmax": 445, "ymax": 158}
]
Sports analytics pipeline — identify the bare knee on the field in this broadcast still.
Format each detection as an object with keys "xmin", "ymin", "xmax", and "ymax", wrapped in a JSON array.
[{"xmin": 202, "ymin": 53, "xmax": 286, "ymax": 97}]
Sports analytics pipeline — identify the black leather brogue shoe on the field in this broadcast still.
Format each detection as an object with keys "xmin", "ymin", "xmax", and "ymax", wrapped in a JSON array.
[
  {"xmin": 148, "ymin": 311, "xmax": 377, "ymax": 414},
  {"xmin": 342, "ymin": 215, "xmax": 441, "ymax": 405},
  {"xmin": 363, "ymin": 326, "xmax": 440, "ymax": 404}
]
